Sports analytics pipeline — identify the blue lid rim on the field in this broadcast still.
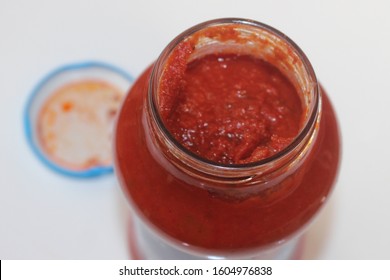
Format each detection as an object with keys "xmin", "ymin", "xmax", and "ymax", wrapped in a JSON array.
[{"xmin": 23, "ymin": 61, "xmax": 133, "ymax": 178}]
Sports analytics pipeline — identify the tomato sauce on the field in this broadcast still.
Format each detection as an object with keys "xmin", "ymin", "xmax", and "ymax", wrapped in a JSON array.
[
  {"xmin": 115, "ymin": 22, "xmax": 340, "ymax": 253},
  {"xmin": 115, "ymin": 66, "xmax": 339, "ymax": 251},
  {"xmin": 161, "ymin": 53, "xmax": 303, "ymax": 165}
]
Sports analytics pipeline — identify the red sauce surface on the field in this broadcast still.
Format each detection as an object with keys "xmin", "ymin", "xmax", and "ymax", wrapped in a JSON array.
[
  {"xmin": 162, "ymin": 54, "xmax": 303, "ymax": 164},
  {"xmin": 115, "ymin": 57, "xmax": 340, "ymax": 253}
]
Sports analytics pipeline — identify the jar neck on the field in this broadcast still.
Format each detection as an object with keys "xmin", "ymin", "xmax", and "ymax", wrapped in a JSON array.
[{"xmin": 145, "ymin": 18, "xmax": 320, "ymax": 189}]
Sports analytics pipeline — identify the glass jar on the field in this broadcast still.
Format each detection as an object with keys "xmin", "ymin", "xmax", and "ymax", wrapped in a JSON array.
[{"xmin": 114, "ymin": 18, "xmax": 340, "ymax": 259}]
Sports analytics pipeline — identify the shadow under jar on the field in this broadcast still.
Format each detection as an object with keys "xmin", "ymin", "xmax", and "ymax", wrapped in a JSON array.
[{"xmin": 114, "ymin": 18, "xmax": 340, "ymax": 259}]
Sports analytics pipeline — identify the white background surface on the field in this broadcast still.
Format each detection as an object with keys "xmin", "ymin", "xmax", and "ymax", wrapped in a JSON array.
[{"xmin": 1, "ymin": 0, "xmax": 390, "ymax": 259}]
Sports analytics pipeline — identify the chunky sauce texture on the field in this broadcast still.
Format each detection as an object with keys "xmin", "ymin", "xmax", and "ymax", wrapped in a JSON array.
[{"xmin": 161, "ymin": 54, "xmax": 303, "ymax": 164}]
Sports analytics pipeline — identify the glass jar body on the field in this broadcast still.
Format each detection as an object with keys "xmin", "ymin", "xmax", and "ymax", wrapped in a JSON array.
[{"xmin": 115, "ymin": 19, "xmax": 340, "ymax": 259}]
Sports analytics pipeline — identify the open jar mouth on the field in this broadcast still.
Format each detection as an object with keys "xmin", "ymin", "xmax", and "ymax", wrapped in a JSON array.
[{"xmin": 148, "ymin": 18, "xmax": 320, "ymax": 176}]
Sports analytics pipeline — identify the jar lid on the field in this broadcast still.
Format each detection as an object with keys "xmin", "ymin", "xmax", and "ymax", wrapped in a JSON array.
[{"xmin": 24, "ymin": 61, "xmax": 133, "ymax": 178}]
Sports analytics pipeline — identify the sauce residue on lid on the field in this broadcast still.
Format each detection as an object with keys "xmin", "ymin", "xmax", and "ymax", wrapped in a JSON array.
[{"xmin": 37, "ymin": 80, "xmax": 124, "ymax": 171}]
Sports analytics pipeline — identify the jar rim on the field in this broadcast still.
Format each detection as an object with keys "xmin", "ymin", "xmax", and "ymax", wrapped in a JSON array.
[{"xmin": 148, "ymin": 18, "xmax": 319, "ymax": 172}]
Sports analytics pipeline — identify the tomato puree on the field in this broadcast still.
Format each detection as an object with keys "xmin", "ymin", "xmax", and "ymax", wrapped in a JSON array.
[
  {"xmin": 115, "ymin": 23, "xmax": 340, "ymax": 253},
  {"xmin": 116, "ymin": 64, "xmax": 339, "ymax": 251},
  {"xmin": 161, "ymin": 54, "xmax": 303, "ymax": 164}
]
